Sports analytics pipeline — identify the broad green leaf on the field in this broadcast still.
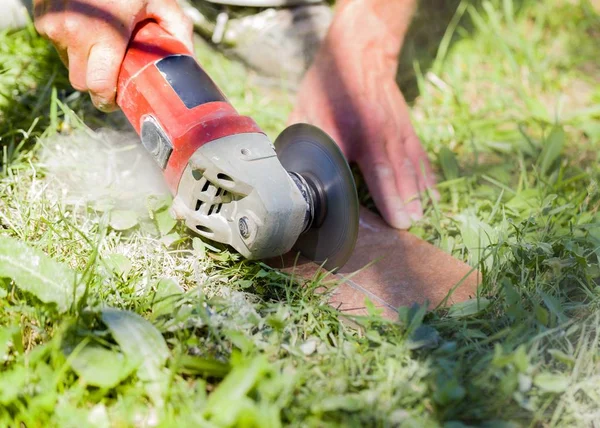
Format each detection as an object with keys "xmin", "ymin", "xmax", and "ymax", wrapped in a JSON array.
[
  {"xmin": 540, "ymin": 292, "xmax": 568, "ymax": 324},
  {"xmin": 492, "ymin": 344, "xmax": 514, "ymax": 368},
  {"xmin": 155, "ymin": 277, "xmax": 183, "ymax": 296},
  {"xmin": 438, "ymin": 147, "xmax": 460, "ymax": 180},
  {"xmin": 398, "ymin": 302, "xmax": 427, "ymax": 334},
  {"xmin": 138, "ymin": 218, "xmax": 159, "ymax": 236},
  {"xmin": 101, "ymin": 308, "xmax": 169, "ymax": 404},
  {"xmin": 192, "ymin": 237, "xmax": 207, "ymax": 259},
  {"xmin": 407, "ymin": 325, "xmax": 440, "ymax": 350},
  {"xmin": 448, "ymin": 298, "xmax": 491, "ymax": 318},
  {"xmin": 534, "ymin": 372, "xmax": 569, "ymax": 393},
  {"xmin": 204, "ymin": 356, "xmax": 271, "ymax": 425},
  {"xmin": 109, "ymin": 210, "xmax": 138, "ymax": 231},
  {"xmin": 193, "ymin": 237, "xmax": 221, "ymax": 257},
  {"xmin": 160, "ymin": 232, "xmax": 181, "ymax": 247},
  {"xmin": 152, "ymin": 278, "xmax": 183, "ymax": 317},
  {"xmin": 69, "ymin": 344, "xmax": 138, "ymax": 388},
  {"xmin": 513, "ymin": 345, "xmax": 529, "ymax": 372},
  {"xmin": 0, "ymin": 366, "xmax": 27, "ymax": 405},
  {"xmin": 155, "ymin": 208, "xmax": 177, "ymax": 236},
  {"xmin": 0, "ymin": 235, "xmax": 81, "ymax": 313},
  {"xmin": 539, "ymin": 126, "xmax": 565, "ymax": 176},
  {"xmin": 146, "ymin": 194, "xmax": 172, "ymax": 213},
  {"xmin": 103, "ymin": 254, "xmax": 132, "ymax": 278}
]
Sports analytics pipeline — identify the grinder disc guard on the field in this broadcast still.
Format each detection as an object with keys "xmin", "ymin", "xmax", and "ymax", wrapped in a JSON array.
[{"xmin": 275, "ymin": 124, "xmax": 359, "ymax": 271}]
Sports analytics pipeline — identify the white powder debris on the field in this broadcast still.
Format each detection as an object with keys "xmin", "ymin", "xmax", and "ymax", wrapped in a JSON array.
[{"xmin": 39, "ymin": 128, "xmax": 169, "ymax": 214}]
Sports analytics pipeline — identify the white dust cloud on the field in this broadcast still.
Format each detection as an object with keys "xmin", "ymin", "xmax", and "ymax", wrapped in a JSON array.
[{"xmin": 39, "ymin": 128, "xmax": 169, "ymax": 213}]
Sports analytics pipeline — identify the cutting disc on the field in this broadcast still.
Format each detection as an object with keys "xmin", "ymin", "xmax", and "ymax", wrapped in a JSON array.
[{"xmin": 275, "ymin": 123, "xmax": 359, "ymax": 271}]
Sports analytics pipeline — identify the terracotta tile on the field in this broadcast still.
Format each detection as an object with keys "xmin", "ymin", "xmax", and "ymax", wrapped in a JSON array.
[{"xmin": 266, "ymin": 207, "xmax": 480, "ymax": 320}]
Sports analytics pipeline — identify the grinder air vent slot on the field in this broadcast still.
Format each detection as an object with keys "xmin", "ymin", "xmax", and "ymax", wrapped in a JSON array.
[
  {"xmin": 192, "ymin": 173, "xmax": 232, "ymax": 217},
  {"xmin": 196, "ymin": 225, "xmax": 213, "ymax": 235},
  {"xmin": 216, "ymin": 173, "xmax": 234, "ymax": 184}
]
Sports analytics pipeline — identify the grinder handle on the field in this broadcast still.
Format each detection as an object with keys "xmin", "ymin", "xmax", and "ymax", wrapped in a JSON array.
[
  {"xmin": 116, "ymin": 19, "xmax": 203, "ymax": 122},
  {"xmin": 116, "ymin": 20, "xmax": 262, "ymax": 192}
]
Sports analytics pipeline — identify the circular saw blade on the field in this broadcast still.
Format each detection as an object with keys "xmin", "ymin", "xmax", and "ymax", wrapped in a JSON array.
[{"xmin": 275, "ymin": 123, "xmax": 359, "ymax": 271}]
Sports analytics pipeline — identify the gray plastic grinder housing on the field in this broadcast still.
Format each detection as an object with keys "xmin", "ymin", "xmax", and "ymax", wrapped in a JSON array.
[{"xmin": 171, "ymin": 133, "xmax": 308, "ymax": 259}]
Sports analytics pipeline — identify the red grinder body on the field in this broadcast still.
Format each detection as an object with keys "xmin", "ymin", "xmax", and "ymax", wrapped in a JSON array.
[
  {"xmin": 114, "ymin": 21, "xmax": 360, "ymax": 271},
  {"xmin": 116, "ymin": 21, "xmax": 262, "ymax": 193}
]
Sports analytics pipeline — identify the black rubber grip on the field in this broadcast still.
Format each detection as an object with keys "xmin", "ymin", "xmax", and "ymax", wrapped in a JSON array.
[{"xmin": 155, "ymin": 55, "xmax": 227, "ymax": 109}]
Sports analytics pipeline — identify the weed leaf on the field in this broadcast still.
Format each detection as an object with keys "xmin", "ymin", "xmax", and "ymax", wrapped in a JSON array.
[
  {"xmin": 0, "ymin": 235, "xmax": 81, "ymax": 312},
  {"xmin": 407, "ymin": 325, "xmax": 441, "ymax": 350},
  {"xmin": 155, "ymin": 208, "xmax": 177, "ymax": 236},
  {"xmin": 69, "ymin": 344, "xmax": 139, "ymax": 388},
  {"xmin": 439, "ymin": 147, "xmax": 460, "ymax": 180},
  {"xmin": 534, "ymin": 372, "xmax": 569, "ymax": 393},
  {"xmin": 204, "ymin": 355, "xmax": 271, "ymax": 425},
  {"xmin": 103, "ymin": 254, "xmax": 132, "ymax": 278},
  {"xmin": 109, "ymin": 210, "xmax": 138, "ymax": 231},
  {"xmin": 152, "ymin": 278, "xmax": 183, "ymax": 317},
  {"xmin": 540, "ymin": 292, "xmax": 568, "ymax": 324},
  {"xmin": 448, "ymin": 298, "xmax": 491, "ymax": 318},
  {"xmin": 101, "ymin": 308, "xmax": 169, "ymax": 404},
  {"xmin": 0, "ymin": 366, "xmax": 27, "ymax": 405}
]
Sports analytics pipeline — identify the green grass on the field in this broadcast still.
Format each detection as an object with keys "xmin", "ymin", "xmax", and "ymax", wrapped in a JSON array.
[{"xmin": 0, "ymin": 0, "xmax": 599, "ymax": 426}]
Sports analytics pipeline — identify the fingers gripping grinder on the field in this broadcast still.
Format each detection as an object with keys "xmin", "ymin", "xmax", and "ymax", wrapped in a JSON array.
[{"xmin": 117, "ymin": 21, "xmax": 359, "ymax": 270}]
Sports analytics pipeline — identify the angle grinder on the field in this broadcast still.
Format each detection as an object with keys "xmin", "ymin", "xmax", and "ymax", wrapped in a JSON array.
[{"xmin": 116, "ymin": 21, "xmax": 359, "ymax": 270}]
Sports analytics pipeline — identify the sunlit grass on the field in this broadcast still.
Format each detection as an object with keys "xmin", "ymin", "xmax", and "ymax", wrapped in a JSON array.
[{"xmin": 0, "ymin": 0, "xmax": 599, "ymax": 425}]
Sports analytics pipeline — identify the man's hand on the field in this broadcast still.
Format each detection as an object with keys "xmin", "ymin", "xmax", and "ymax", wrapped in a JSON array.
[
  {"xmin": 34, "ymin": 0, "xmax": 193, "ymax": 112},
  {"xmin": 288, "ymin": 0, "xmax": 437, "ymax": 229}
]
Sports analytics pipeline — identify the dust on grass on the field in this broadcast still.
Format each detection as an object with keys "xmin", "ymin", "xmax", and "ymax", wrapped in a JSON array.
[{"xmin": 38, "ymin": 128, "xmax": 169, "ymax": 214}]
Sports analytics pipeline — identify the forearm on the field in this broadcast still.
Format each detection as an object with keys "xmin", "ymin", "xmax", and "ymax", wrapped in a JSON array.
[{"xmin": 329, "ymin": 0, "xmax": 417, "ymax": 65}]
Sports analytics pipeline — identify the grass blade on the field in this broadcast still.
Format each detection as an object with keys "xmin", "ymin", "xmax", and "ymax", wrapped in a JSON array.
[{"xmin": 539, "ymin": 126, "xmax": 565, "ymax": 176}]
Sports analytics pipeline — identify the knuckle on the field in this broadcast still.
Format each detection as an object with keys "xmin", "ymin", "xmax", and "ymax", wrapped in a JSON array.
[
  {"xmin": 182, "ymin": 15, "xmax": 193, "ymax": 32},
  {"xmin": 62, "ymin": 15, "xmax": 80, "ymax": 37},
  {"xmin": 69, "ymin": 75, "xmax": 86, "ymax": 92},
  {"xmin": 86, "ymin": 45, "xmax": 121, "ymax": 95},
  {"xmin": 404, "ymin": 132, "xmax": 422, "ymax": 148},
  {"xmin": 37, "ymin": 20, "xmax": 61, "ymax": 40}
]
